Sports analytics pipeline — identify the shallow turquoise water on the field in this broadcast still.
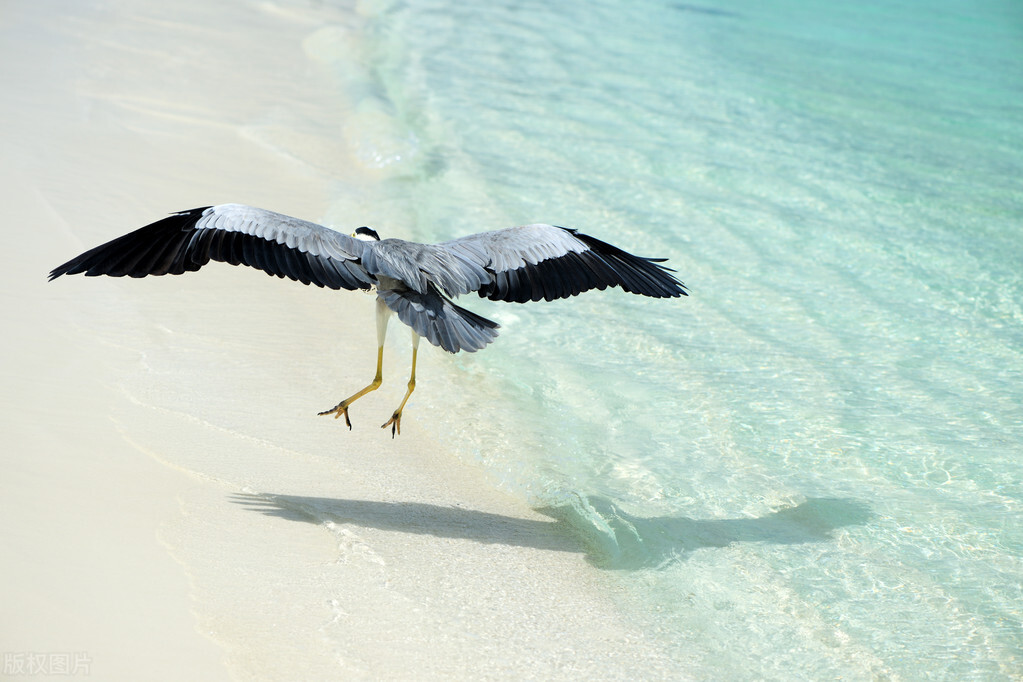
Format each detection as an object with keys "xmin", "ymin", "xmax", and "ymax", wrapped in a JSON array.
[{"xmin": 330, "ymin": 0, "xmax": 1022, "ymax": 677}]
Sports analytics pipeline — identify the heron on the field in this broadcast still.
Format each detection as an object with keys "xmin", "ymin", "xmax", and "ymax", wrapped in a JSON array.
[{"xmin": 49, "ymin": 204, "xmax": 687, "ymax": 436}]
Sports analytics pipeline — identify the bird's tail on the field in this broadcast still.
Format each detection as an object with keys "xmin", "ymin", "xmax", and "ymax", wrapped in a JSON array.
[{"xmin": 378, "ymin": 286, "xmax": 500, "ymax": 353}]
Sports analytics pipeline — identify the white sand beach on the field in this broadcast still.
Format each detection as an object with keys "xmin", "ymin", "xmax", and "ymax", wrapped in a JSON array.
[{"xmin": 0, "ymin": 0, "xmax": 678, "ymax": 679}]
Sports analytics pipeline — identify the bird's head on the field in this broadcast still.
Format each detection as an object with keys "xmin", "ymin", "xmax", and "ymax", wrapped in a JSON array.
[{"xmin": 353, "ymin": 226, "xmax": 381, "ymax": 242}]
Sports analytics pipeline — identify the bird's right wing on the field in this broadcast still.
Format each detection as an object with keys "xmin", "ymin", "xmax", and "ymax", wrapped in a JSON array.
[
  {"xmin": 440, "ymin": 224, "xmax": 687, "ymax": 303},
  {"xmin": 48, "ymin": 204, "xmax": 374, "ymax": 291}
]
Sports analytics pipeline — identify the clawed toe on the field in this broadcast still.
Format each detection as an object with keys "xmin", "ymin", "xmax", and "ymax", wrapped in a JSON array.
[
  {"xmin": 381, "ymin": 412, "xmax": 401, "ymax": 438},
  {"xmin": 318, "ymin": 404, "xmax": 353, "ymax": 430}
]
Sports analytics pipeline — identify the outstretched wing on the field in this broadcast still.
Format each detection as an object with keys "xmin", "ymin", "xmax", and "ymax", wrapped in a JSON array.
[
  {"xmin": 439, "ymin": 224, "xmax": 687, "ymax": 303},
  {"xmin": 48, "ymin": 204, "xmax": 374, "ymax": 291}
]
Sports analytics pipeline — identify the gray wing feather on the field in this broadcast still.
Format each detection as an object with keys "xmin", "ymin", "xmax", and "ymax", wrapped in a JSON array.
[
  {"xmin": 440, "ymin": 224, "xmax": 688, "ymax": 303},
  {"xmin": 49, "ymin": 204, "xmax": 374, "ymax": 291},
  {"xmin": 360, "ymin": 238, "xmax": 491, "ymax": 297}
]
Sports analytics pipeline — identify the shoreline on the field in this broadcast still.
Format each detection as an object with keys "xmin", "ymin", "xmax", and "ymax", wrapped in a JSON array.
[{"xmin": 1, "ymin": 1, "xmax": 680, "ymax": 678}]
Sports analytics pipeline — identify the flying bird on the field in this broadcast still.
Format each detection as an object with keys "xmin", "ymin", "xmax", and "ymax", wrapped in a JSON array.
[{"xmin": 49, "ymin": 204, "xmax": 687, "ymax": 435}]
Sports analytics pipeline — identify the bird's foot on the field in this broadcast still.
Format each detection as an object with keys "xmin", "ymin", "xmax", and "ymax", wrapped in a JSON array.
[
  {"xmin": 381, "ymin": 410, "xmax": 402, "ymax": 438},
  {"xmin": 318, "ymin": 402, "xmax": 353, "ymax": 430}
]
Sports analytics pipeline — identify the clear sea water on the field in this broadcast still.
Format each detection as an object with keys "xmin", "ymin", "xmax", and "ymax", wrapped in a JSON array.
[{"xmin": 323, "ymin": 0, "xmax": 1023, "ymax": 677}]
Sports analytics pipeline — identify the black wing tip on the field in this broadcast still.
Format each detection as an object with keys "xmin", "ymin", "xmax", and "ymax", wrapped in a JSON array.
[
  {"xmin": 476, "ymin": 239, "xmax": 689, "ymax": 302},
  {"xmin": 554, "ymin": 231, "xmax": 686, "ymax": 299},
  {"xmin": 47, "ymin": 255, "xmax": 108, "ymax": 281},
  {"xmin": 546, "ymin": 227, "xmax": 688, "ymax": 298},
  {"xmin": 47, "ymin": 207, "xmax": 214, "ymax": 282}
]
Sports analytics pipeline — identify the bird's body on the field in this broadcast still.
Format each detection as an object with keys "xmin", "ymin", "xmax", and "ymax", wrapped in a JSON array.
[{"xmin": 50, "ymin": 204, "xmax": 687, "ymax": 435}]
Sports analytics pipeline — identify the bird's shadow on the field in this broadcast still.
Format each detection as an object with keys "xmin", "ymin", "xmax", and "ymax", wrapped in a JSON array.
[{"xmin": 232, "ymin": 493, "xmax": 871, "ymax": 569}]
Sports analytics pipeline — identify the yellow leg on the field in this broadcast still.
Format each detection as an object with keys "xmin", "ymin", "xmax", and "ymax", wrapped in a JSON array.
[
  {"xmin": 318, "ymin": 346, "xmax": 384, "ymax": 429},
  {"xmin": 381, "ymin": 333, "xmax": 420, "ymax": 438},
  {"xmin": 319, "ymin": 298, "xmax": 392, "ymax": 430}
]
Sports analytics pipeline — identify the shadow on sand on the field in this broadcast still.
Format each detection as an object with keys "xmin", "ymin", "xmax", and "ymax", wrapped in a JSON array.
[{"xmin": 232, "ymin": 493, "xmax": 871, "ymax": 569}]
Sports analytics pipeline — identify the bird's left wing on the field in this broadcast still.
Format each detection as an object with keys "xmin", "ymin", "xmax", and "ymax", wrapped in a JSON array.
[
  {"xmin": 49, "ymin": 204, "xmax": 374, "ymax": 290},
  {"xmin": 440, "ymin": 223, "xmax": 687, "ymax": 303}
]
